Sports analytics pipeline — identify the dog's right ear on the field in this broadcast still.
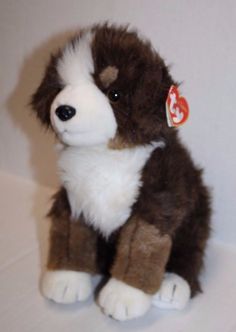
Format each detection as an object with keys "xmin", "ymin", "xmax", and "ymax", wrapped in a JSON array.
[{"xmin": 30, "ymin": 53, "xmax": 62, "ymax": 127}]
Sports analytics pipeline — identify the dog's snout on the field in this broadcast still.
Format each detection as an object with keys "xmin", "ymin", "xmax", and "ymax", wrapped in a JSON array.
[{"xmin": 55, "ymin": 105, "xmax": 76, "ymax": 121}]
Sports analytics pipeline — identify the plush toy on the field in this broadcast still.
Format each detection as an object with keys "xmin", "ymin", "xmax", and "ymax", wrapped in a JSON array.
[{"xmin": 31, "ymin": 23, "xmax": 211, "ymax": 321}]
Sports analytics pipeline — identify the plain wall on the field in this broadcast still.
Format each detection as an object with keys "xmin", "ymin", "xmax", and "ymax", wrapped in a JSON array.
[{"xmin": 0, "ymin": 0, "xmax": 235, "ymax": 244}]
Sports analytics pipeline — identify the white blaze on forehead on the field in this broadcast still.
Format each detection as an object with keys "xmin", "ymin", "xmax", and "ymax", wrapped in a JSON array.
[{"xmin": 57, "ymin": 30, "xmax": 94, "ymax": 85}]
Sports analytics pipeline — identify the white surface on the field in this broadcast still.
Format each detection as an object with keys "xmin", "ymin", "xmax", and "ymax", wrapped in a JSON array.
[
  {"xmin": 0, "ymin": 171, "xmax": 236, "ymax": 332},
  {"xmin": 0, "ymin": 0, "xmax": 236, "ymax": 244}
]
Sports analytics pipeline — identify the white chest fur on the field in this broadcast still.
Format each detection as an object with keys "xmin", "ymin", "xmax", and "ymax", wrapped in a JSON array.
[{"xmin": 58, "ymin": 143, "xmax": 162, "ymax": 237}]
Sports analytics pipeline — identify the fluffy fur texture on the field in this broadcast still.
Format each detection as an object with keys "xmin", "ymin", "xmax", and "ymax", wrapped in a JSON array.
[
  {"xmin": 58, "ymin": 142, "xmax": 163, "ymax": 238},
  {"xmin": 111, "ymin": 216, "xmax": 172, "ymax": 293},
  {"xmin": 31, "ymin": 23, "xmax": 211, "ymax": 320}
]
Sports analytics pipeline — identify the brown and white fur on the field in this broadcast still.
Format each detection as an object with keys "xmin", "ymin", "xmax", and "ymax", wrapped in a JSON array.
[{"xmin": 31, "ymin": 24, "xmax": 211, "ymax": 321}]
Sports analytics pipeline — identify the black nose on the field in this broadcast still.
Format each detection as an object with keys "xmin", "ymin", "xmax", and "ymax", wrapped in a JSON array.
[{"xmin": 55, "ymin": 105, "xmax": 76, "ymax": 121}]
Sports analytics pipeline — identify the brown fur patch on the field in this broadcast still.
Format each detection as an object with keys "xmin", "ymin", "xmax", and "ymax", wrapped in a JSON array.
[
  {"xmin": 91, "ymin": 23, "xmax": 176, "ymax": 147},
  {"xmin": 111, "ymin": 217, "xmax": 172, "ymax": 294},
  {"xmin": 47, "ymin": 188, "xmax": 99, "ymax": 274},
  {"xmin": 99, "ymin": 65, "xmax": 118, "ymax": 87},
  {"xmin": 108, "ymin": 134, "xmax": 135, "ymax": 150},
  {"xmin": 30, "ymin": 52, "xmax": 63, "ymax": 126}
]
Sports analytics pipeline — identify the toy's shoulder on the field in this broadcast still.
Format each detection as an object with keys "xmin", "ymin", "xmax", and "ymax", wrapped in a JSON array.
[{"xmin": 141, "ymin": 136, "xmax": 203, "ymax": 193}]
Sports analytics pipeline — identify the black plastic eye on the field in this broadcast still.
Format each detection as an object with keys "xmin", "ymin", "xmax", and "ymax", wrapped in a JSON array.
[{"xmin": 108, "ymin": 90, "xmax": 121, "ymax": 102}]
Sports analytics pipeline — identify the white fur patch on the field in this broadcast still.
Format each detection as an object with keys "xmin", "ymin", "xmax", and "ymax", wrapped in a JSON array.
[
  {"xmin": 50, "ymin": 83, "xmax": 117, "ymax": 147},
  {"xmin": 57, "ymin": 30, "xmax": 94, "ymax": 85},
  {"xmin": 152, "ymin": 273, "xmax": 191, "ymax": 310},
  {"xmin": 98, "ymin": 278, "xmax": 152, "ymax": 321},
  {"xmin": 58, "ymin": 142, "xmax": 164, "ymax": 237},
  {"xmin": 50, "ymin": 29, "xmax": 117, "ymax": 147},
  {"xmin": 41, "ymin": 270, "xmax": 92, "ymax": 303}
]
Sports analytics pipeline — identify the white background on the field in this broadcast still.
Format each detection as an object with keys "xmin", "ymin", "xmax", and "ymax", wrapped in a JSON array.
[{"xmin": 0, "ymin": 0, "xmax": 235, "ymax": 245}]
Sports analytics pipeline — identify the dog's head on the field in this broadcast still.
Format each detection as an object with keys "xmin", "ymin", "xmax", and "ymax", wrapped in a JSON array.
[{"xmin": 31, "ymin": 24, "xmax": 175, "ymax": 148}]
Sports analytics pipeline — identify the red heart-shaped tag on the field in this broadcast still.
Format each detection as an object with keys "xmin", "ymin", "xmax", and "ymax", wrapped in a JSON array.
[{"xmin": 166, "ymin": 85, "xmax": 189, "ymax": 127}]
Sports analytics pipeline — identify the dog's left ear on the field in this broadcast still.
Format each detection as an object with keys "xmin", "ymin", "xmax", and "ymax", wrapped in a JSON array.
[
  {"xmin": 30, "ymin": 54, "xmax": 62, "ymax": 127},
  {"xmin": 132, "ymin": 57, "xmax": 175, "ymax": 137},
  {"xmin": 147, "ymin": 58, "xmax": 176, "ymax": 122}
]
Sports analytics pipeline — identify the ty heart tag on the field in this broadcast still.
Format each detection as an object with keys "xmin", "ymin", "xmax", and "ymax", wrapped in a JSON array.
[{"xmin": 166, "ymin": 85, "xmax": 189, "ymax": 127}]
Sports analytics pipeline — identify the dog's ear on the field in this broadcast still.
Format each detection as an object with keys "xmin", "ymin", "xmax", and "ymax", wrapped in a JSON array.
[
  {"xmin": 131, "ymin": 57, "xmax": 176, "ymax": 141},
  {"xmin": 30, "ymin": 53, "xmax": 62, "ymax": 127},
  {"xmin": 144, "ymin": 58, "xmax": 175, "ymax": 122}
]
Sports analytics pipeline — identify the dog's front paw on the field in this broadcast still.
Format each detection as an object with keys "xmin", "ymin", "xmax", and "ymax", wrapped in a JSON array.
[
  {"xmin": 152, "ymin": 273, "xmax": 190, "ymax": 310},
  {"xmin": 41, "ymin": 270, "xmax": 92, "ymax": 304},
  {"xmin": 98, "ymin": 278, "xmax": 152, "ymax": 321}
]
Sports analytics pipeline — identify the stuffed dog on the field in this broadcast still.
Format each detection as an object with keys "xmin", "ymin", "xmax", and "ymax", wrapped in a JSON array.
[{"xmin": 31, "ymin": 23, "xmax": 211, "ymax": 321}]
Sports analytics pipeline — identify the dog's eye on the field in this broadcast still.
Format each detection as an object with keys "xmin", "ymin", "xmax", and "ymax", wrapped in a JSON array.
[{"xmin": 107, "ymin": 90, "xmax": 121, "ymax": 102}]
